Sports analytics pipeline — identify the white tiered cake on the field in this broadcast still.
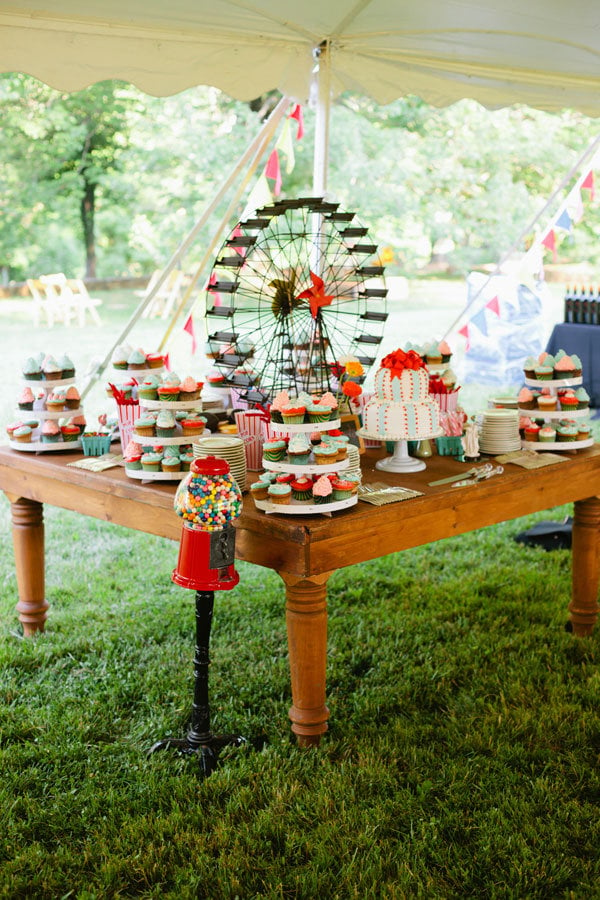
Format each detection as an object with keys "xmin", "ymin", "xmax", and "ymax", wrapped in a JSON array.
[{"xmin": 362, "ymin": 350, "xmax": 440, "ymax": 440}]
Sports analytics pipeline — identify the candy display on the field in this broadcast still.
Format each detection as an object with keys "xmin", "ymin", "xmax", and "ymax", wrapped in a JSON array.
[{"xmin": 174, "ymin": 458, "xmax": 243, "ymax": 532}]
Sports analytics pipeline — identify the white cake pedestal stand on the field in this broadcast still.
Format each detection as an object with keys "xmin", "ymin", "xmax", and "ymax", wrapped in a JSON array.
[{"xmin": 375, "ymin": 439, "xmax": 425, "ymax": 473}]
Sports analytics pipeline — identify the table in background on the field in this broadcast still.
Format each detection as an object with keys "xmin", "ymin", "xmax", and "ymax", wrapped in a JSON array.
[
  {"xmin": 1, "ymin": 444, "xmax": 600, "ymax": 746},
  {"xmin": 546, "ymin": 323, "xmax": 600, "ymax": 406}
]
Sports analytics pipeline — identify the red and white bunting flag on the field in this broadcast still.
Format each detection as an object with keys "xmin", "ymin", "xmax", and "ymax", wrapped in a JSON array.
[
  {"xmin": 567, "ymin": 185, "xmax": 584, "ymax": 223},
  {"xmin": 541, "ymin": 229, "xmax": 557, "ymax": 262},
  {"xmin": 458, "ymin": 324, "xmax": 470, "ymax": 351},
  {"xmin": 163, "ymin": 352, "xmax": 171, "ymax": 372},
  {"xmin": 486, "ymin": 295, "xmax": 500, "ymax": 316},
  {"xmin": 265, "ymin": 149, "xmax": 282, "ymax": 196},
  {"xmin": 289, "ymin": 103, "xmax": 305, "ymax": 140},
  {"xmin": 183, "ymin": 313, "xmax": 197, "ymax": 355},
  {"xmin": 581, "ymin": 170, "xmax": 595, "ymax": 200}
]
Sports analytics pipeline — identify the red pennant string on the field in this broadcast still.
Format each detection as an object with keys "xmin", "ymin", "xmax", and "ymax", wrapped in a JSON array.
[
  {"xmin": 289, "ymin": 104, "xmax": 305, "ymax": 140},
  {"xmin": 458, "ymin": 324, "xmax": 470, "ymax": 351},
  {"xmin": 541, "ymin": 229, "xmax": 557, "ymax": 262},
  {"xmin": 582, "ymin": 170, "xmax": 595, "ymax": 201},
  {"xmin": 183, "ymin": 313, "xmax": 197, "ymax": 355},
  {"xmin": 265, "ymin": 149, "xmax": 282, "ymax": 195},
  {"xmin": 486, "ymin": 295, "xmax": 500, "ymax": 316}
]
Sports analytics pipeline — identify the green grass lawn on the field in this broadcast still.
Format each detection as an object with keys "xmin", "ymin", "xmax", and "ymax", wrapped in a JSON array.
[{"xmin": 1, "ymin": 285, "xmax": 599, "ymax": 897}]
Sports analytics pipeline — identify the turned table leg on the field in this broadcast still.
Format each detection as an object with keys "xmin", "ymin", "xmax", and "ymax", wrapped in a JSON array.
[
  {"xmin": 569, "ymin": 497, "xmax": 600, "ymax": 636},
  {"xmin": 7, "ymin": 495, "xmax": 49, "ymax": 636},
  {"xmin": 280, "ymin": 571, "xmax": 333, "ymax": 747}
]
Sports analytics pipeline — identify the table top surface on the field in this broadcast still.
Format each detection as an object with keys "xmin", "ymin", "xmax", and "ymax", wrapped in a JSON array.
[{"xmin": 2, "ymin": 442, "xmax": 600, "ymax": 576}]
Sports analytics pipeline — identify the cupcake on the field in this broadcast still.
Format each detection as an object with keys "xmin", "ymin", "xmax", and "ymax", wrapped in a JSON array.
[
  {"xmin": 537, "ymin": 395, "xmax": 557, "ymax": 412},
  {"xmin": 269, "ymin": 390, "xmax": 289, "ymax": 424},
  {"xmin": 12, "ymin": 424, "xmax": 32, "ymax": 443},
  {"xmin": 65, "ymin": 386, "xmax": 80, "ymax": 409},
  {"xmin": 523, "ymin": 356, "xmax": 537, "ymax": 379},
  {"xmin": 111, "ymin": 345, "xmax": 130, "ymax": 370},
  {"xmin": 124, "ymin": 439, "xmax": 143, "ymax": 458},
  {"xmin": 124, "ymin": 453, "xmax": 143, "ymax": 471},
  {"xmin": 533, "ymin": 365, "xmax": 553, "ymax": 381},
  {"xmin": 22, "ymin": 357, "xmax": 42, "ymax": 381},
  {"xmin": 181, "ymin": 415, "xmax": 207, "ymax": 437},
  {"xmin": 127, "ymin": 348, "xmax": 148, "ymax": 370},
  {"xmin": 517, "ymin": 387, "xmax": 535, "ymax": 410},
  {"xmin": 155, "ymin": 410, "xmax": 176, "ymax": 438},
  {"xmin": 161, "ymin": 454, "xmax": 181, "ymax": 473},
  {"xmin": 557, "ymin": 425, "xmax": 578, "ymax": 442},
  {"xmin": 281, "ymin": 404, "xmax": 306, "ymax": 425},
  {"xmin": 553, "ymin": 355, "xmax": 576, "ymax": 380},
  {"xmin": 287, "ymin": 434, "xmax": 311, "ymax": 465},
  {"xmin": 180, "ymin": 451, "xmax": 194, "ymax": 472},
  {"xmin": 57, "ymin": 354, "xmax": 75, "ymax": 379},
  {"xmin": 41, "ymin": 420, "xmax": 60, "ymax": 443},
  {"xmin": 46, "ymin": 390, "xmax": 66, "ymax": 412},
  {"xmin": 524, "ymin": 424, "xmax": 540, "ymax": 442},
  {"xmin": 17, "ymin": 386, "xmax": 35, "ymax": 410},
  {"xmin": 157, "ymin": 384, "xmax": 180, "ymax": 402},
  {"xmin": 141, "ymin": 452, "xmax": 162, "ymax": 471},
  {"xmin": 559, "ymin": 393, "xmax": 579, "ymax": 412},
  {"xmin": 204, "ymin": 340, "xmax": 220, "ymax": 360},
  {"xmin": 179, "ymin": 376, "xmax": 202, "ymax": 402},
  {"xmin": 146, "ymin": 353, "xmax": 164, "ymax": 369},
  {"xmin": 571, "ymin": 354, "xmax": 583, "ymax": 378},
  {"xmin": 263, "ymin": 440, "xmax": 287, "ymax": 462},
  {"xmin": 6, "ymin": 421, "xmax": 23, "ymax": 439},
  {"xmin": 275, "ymin": 473, "xmax": 295, "ymax": 484},
  {"xmin": 137, "ymin": 378, "xmax": 159, "ymax": 401},
  {"xmin": 207, "ymin": 370, "xmax": 226, "ymax": 386},
  {"xmin": 575, "ymin": 388, "xmax": 590, "ymax": 410},
  {"xmin": 306, "ymin": 402, "xmax": 331, "ymax": 423},
  {"xmin": 312, "ymin": 475, "xmax": 333, "ymax": 504},
  {"xmin": 258, "ymin": 471, "xmax": 278, "ymax": 483},
  {"xmin": 42, "ymin": 356, "xmax": 62, "ymax": 381},
  {"xmin": 538, "ymin": 426, "xmax": 557, "ymax": 443},
  {"xmin": 69, "ymin": 415, "xmax": 87, "ymax": 435},
  {"xmin": 313, "ymin": 444, "xmax": 339, "ymax": 465},
  {"xmin": 344, "ymin": 472, "xmax": 362, "ymax": 492},
  {"xmin": 331, "ymin": 442, "xmax": 348, "ymax": 461},
  {"xmin": 319, "ymin": 391, "xmax": 339, "ymax": 419},
  {"xmin": 290, "ymin": 476, "xmax": 313, "ymax": 501},
  {"xmin": 331, "ymin": 478, "xmax": 354, "ymax": 500},
  {"xmin": 250, "ymin": 481, "xmax": 269, "ymax": 501},
  {"xmin": 576, "ymin": 423, "xmax": 591, "ymax": 441},
  {"xmin": 134, "ymin": 415, "xmax": 156, "ymax": 438},
  {"xmin": 267, "ymin": 483, "xmax": 292, "ymax": 505}
]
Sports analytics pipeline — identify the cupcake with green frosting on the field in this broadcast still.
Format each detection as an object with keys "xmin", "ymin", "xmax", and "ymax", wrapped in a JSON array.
[
  {"xmin": 141, "ymin": 452, "xmax": 162, "ymax": 471},
  {"xmin": 267, "ymin": 483, "xmax": 291, "ymax": 504}
]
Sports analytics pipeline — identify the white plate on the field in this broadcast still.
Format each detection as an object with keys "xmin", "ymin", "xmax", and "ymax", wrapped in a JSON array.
[
  {"xmin": 520, "ymin": 438, "xmax": 594, "ymax": 451},
  {"xmin": 262, "ymin": 458, "xmax": 349, "ymax": 475},
  {"xmin": 523, "ymin": 376, "xmax": 582, "ymax": 388},
  {"xmin": 9, "ymin": 439, "xmax": 82, "ymax": 452},
  {"xmin": 516, "ymin": 406, "xmax": 588, "ymax": 419},
  {"xmin": 270, "ymin": 418, "xmax": 340, "ymax": 433},
  {"xmin": 254, "ymin": 495, "xmax": 358, "ymax": 515}
]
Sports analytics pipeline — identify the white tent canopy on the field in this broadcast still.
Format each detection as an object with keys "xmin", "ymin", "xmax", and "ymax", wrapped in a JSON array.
[{"xmin": 1, "ymin": 1, "xmax": 600, "ymax": 114}]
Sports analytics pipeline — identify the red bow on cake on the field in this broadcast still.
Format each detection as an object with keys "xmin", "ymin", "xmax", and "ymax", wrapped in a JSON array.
[{"xmin": 380, "ymin": 349, "xmax": 424, "ymax": 379}]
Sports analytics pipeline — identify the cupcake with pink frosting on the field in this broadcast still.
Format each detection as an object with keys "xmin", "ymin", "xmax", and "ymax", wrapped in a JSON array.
[
  {"xmin": 179, "ymin": 376, "xmax": 202, "ymax": 402},
  {"xmin": 270, "ymin": 390, "xmax": 290, "ymax": 423},
  {"xmin": 517, "ymin": 387, "xmax": 536, "ymax": 410},
  {"xmin": 312, "ymin": 474, "xmax": 333, "ymax": 505},
  {"xmin": 41, "ymin": 420, "xmax": 60, "ymax": 443},
  {"xmin": 553, "ymin": 354, "xmax": 576, "ymax": 380}
]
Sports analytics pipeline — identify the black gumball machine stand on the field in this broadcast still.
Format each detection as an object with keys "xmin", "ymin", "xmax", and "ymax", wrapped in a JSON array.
[{"xmin": 149, "ymin": 456, "xmax": 254, "ymax": 776}]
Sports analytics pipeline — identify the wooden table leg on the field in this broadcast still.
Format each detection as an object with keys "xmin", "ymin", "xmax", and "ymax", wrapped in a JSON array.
[
  {"xmin": 569, "ymin": 497, "xmax": 600, "ymax": 636},
  {"xmin": 280, "ymin": 571, "xmax": 333, "ymax": 747},
  {"xmin": 6, "ymin": 495, "xmax": 49, "ymax": 636}
]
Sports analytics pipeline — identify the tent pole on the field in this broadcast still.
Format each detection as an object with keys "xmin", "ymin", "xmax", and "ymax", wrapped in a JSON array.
[
  {"xmin": 312, "ymin": 41, "xmax": 331, "ymax": 196},
  {"xmin": 80, "ymin": 95, "xmax": 292, "ymax": 401}
]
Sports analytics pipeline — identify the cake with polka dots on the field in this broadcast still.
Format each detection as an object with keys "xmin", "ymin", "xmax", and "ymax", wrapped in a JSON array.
[{"xmin": 362, "ymin": 348, "xmax": 440, "ymax": 440}]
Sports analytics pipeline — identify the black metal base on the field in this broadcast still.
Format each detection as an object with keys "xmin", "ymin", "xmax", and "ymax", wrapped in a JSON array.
[
  {"xmin": 148, "ymin": 589, "xmax": 262, "ymax": 776},
  {"xmin": 149, "ymin": 733, "xmax": 249, "ymax": 777}
]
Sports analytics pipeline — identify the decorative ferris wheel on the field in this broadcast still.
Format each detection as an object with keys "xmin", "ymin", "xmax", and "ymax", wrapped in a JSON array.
[{"xmin": 205, "ymin": 197, "xmax": 388, "ymax": 406}]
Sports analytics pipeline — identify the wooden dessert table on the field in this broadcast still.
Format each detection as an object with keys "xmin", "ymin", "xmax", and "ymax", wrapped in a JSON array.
[{"xmin": 1, "ymin": 443, "xmax": 600, "ymax": 746}]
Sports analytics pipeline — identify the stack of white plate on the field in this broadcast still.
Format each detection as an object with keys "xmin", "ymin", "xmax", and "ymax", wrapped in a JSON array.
[
  {"xmin": 478, "ymin": 409, "xmax": 521, "ymax": 454},
  {"xmin": 345, "ymin": 443, "xmax": 362, "ymax": 480},
  {"xmin": 192, "ymin": 435, "xmax": 247, "ymax": 490}
]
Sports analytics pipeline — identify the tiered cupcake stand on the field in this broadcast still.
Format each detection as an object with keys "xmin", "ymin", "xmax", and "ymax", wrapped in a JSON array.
[
  {"xmin": 125, "ymin": 396, "xmax": 204, "ymax": 482},
  {"xmin": 10, "ymin": 376, "xmax": 83, "ymax": 452},
  {"xmin": 253, "ymin": 419, "xmax": 358, "ymax": 515},
  {"xmin": 518, "ymin": 376, "xmax": 594, "ymax": 452}
]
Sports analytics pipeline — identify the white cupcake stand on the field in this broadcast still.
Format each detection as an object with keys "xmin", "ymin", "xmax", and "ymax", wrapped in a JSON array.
[{"xmin": 358, "ymin": 429, "xmax": 443, "ymax": 472}]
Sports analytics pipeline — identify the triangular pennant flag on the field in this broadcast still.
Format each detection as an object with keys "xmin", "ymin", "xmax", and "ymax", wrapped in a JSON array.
[
  {"xmin": 242, "ymin": 173, "xmax": 272, "ymax": 218},
  {"xmin": 541, "ymin": 228, "xmax": 557, "ymax": 262},
  {"xmin": 582, "ymin": 170, "xmax": 595, "ymax": 200},
  {"xmin": 183, "ymin": 313, "xmax": 197, "ymax": 355},
  {"xmin": 289, "ymin": 103, "xmax": 305, "ymax": 140},
  {"xmin": 265, "ymin": 149, "xmax": 282, "ymax": 195},
  {"xmin": 163, "ymin": 352, "xmax": 171, "ymax": 372},
  {"xmin": 458, "ymin": 324, "xmax": 470, "ymax": 351},
  {"xmin": 276, "ymin": 118, "xmax": 295, "ymax": 174},
  {"xmin": 471, "ymin": 308, "xmax": 488, "ymax": 336},
  {"xmin": 205, "ymin": 270, "xmax": 222, "ymax": 307},
  {"xmin": 567, "ymin": 186, "xmax": 584, "ymax": 223},
  {"xmin": 486, "ymin": 295, "xmax": 500, "ymax": 316},
  {"xmin": 555, "ymin": 208, "xmax": 572, "ymax": 232}
]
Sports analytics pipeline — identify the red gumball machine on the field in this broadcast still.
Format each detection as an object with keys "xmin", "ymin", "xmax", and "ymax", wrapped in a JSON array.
[{"xmin": 149, "ymin": 457, "xmax": 256, "ymax": 775}]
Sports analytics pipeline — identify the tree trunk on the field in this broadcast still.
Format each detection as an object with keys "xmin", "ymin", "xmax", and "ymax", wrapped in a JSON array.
[{"xmin": 81, "ymin": 178, "xmax": 96, "ymax": 279}]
